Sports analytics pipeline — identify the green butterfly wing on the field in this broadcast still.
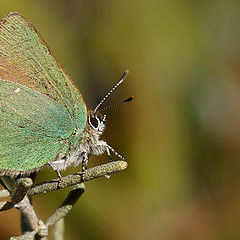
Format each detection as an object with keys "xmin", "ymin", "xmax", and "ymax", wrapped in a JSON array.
[
  {"xmin": 0, "ymin": 81, "xmax": 71, "ymax": 173},
  {"xmin": 0, "ymin": 12, "xmax": 87, "ymax": 174},
  {"xmin": 0, "ymin": 12, "xmax": 87, "ymax": 127}
]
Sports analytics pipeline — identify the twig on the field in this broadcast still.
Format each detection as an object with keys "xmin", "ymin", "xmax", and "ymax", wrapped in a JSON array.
[
  {"xmin": 11, "ymin": 183, "xmax": 86, "ymax": 240},
  {"xmin": 0, "ymin": 161, "xmax": 127, "ymax": 204},
  {"xmin": 0, "ymin": 189, "xmax": 9, "ymax": 198},
  {"xmin": 31, "ymin": 161, "xmax": 127, "ymax": 196},
  {"xmin": 46, "ymin": 183, "xmax": 85, "ymax": 227},
  {"xmin": 15, "ymin": 196, "xmax": 39, "ymax": 231},
  {"xmin": 7, "ymin": 161, "xmax": 128, "ymax": 239},
  {"xmin": 12, "ymin": 178, "xmax": 33, "ymax": 204},
  {"xmin": 0, "ymin": 178, "xmax": 33, "ymax": 212},
  {"xmin": 53, "ymin": 218, "xmax": 64, "ymax": 240}
]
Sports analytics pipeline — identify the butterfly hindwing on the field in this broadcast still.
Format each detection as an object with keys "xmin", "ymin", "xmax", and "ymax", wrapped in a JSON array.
[{"xmin": 0, "ymin": 81, "xmax": 72, "ymax": 173}]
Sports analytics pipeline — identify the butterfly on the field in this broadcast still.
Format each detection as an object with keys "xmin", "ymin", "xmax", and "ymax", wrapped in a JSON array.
[{"xmin": 0, "ymin": 12, "xmax": 131, "ymax": 177}]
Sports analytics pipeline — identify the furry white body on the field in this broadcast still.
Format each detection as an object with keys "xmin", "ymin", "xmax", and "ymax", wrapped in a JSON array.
[{"xmin": 49, "ymin": 111, "xmax": 123, "ymax": 175}]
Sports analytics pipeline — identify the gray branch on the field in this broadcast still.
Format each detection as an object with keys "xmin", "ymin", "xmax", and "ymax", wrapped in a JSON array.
[
  {"xmin": 0, "ymin": 177, "xmax": 33, "ymax": 211},
  {"xmin": 1, "ymin": 161, "xmax": 127, "ymax": 207},
  {"xmin": 5, "ymin": 161, "xmax": 128, "ymax": 240}
]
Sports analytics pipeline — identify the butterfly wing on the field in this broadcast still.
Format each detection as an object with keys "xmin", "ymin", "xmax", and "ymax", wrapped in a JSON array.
[
  {"xmin": 0, "ymin": 81, "xmax": 72, "ymax": 173},
  {"xmin": 0, "ymin": 12, "xmax": 87, "ymax": 174},
  {"xmin": 0, "ymin": 12, "xmax": 87, "ymax": 129}
]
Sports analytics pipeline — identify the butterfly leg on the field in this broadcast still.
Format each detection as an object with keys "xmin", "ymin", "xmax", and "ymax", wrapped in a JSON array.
[
  {"xmin": 104, "ymin": 144, "xmax": 126, "ymax": 179},
  {"xmin": 56, "ymin": 170, "xmax": 63, "ymax": 180},
  {"xmin": 81, "ymin": 152, "xmax": 89, "ymax": 181},
  {"xmin": 48, "ymin": 161, "xmax": 63, "ymax": 180},
  {"xmin": 106, "ymin": 147, "xmax": 113, "ymax": 161},
  {"xmin": 106, "ymin": 144, "xmax": 126, "ymax": 161}
]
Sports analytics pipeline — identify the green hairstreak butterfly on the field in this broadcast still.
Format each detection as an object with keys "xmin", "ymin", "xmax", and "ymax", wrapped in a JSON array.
[{"xmin": 0, "ymin": 12, "xmax": 131, "ymax": 177}]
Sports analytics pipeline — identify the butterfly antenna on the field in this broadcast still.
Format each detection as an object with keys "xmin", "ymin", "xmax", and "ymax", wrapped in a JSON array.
[
  {"xmin": 99, "ymin": 96, "xmax": 135, "ymax": 112},
  {"xmin": 94, "ymin": 70, "xmax": 129, "ymax": 113}
]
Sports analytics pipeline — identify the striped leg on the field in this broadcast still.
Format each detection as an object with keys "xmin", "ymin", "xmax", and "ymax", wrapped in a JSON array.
[{"xmin": 106, "ymin": 144, "xmax": 126, "ymax": 161}]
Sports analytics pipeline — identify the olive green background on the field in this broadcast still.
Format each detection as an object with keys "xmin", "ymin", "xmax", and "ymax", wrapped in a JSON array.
[{"xmin": 1, "ymin": 1, "xmax": 240, "ymax": 239}]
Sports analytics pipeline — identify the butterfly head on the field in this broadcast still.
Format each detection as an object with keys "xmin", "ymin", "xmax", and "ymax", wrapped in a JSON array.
[{"xmin": 88, "ymin": 110, "xmax": 106, "ymax": 134}]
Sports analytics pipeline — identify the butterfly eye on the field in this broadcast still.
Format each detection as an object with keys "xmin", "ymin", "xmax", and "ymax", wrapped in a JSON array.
[{"xmin": 89, "ymin": 116, "xmax": 100, "ymax": 129}]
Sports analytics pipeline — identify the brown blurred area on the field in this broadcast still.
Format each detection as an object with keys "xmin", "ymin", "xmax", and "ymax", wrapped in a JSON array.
[{"xmin": 1, "ymin": 0, "xmax": 240, "ymax": 239}]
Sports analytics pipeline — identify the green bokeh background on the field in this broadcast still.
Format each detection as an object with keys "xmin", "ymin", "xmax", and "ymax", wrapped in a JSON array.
[{"xmin": 1, "ymin": 0, "xmax": 240, "ymax": 239}]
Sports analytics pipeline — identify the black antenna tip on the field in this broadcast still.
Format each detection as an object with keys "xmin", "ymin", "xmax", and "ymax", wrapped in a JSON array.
[
  {"xmin": 121, "ymin": 70, "xmax": 129, "ymax": 79},
  {"xmin": 124, "ymin": 96, "xmax": 135, "ymax": 102}
]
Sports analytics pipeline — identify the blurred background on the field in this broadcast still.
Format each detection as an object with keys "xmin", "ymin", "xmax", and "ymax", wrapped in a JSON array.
[{"xmin": 1, "ymin": 0, "xmax": 240, "ymax": 239}]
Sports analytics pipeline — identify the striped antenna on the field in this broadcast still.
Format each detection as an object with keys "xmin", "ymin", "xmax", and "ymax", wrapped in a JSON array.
[
  {"xmin": 99, "ymin": 96, "xmax": 135, "ymax": 112},
  {"xmin": 94, "ymin": 70, "xmax": 129, "ymax": 113}
]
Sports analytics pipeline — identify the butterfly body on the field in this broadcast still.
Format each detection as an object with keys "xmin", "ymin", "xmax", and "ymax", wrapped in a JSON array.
[
  {"xmin": 49, "ymin": 111, "xmax": 108, "ymax": 173},
  {"xmin": 0, "ymin": 12, "xmax": 124, "ymax": 177}
]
